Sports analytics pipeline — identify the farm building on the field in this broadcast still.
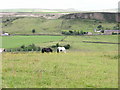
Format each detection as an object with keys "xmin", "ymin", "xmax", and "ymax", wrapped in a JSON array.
[
  {"xmin": 1, "ymin": 32, "xmax": 9, "ymax": 36},
  {"xmin": 0, "ymin": 48, "xmax": 5, "ymax": 53},
  {"xmin": 104, "ymin": 30, "xmax": 120, "ymax": 35}
]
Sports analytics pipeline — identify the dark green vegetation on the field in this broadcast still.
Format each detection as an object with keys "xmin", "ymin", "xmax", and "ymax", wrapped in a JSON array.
[
  {"xmin": 5, "ymin": 44, "xmax": 41, "ymax": 52},
  {"xmin": 62, "ymin": 30, "xmax": 85, "ymax": 35},
  {"xmin": 2, "ymin": 17, "xmax": 117, "ymax": 34}
]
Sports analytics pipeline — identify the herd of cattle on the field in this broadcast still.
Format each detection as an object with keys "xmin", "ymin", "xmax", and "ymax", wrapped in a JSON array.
[{"xmin": 0, "ymin": 47, "xmax": 66, "ymax": 53}]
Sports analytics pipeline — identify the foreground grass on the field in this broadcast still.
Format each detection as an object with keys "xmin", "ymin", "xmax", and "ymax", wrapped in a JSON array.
[{"xmin": 2, "ymin": 51, "xmax": 118, "ymax": 88}]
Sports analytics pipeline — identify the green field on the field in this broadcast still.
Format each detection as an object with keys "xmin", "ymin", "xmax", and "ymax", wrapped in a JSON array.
[
  {"xmin": 2, "ymin": 36, "xmax": 64, "ymax": 49},
  {"xmin": 2, "ymin": 52, "xmax": 118, "ymax": 88},
  {"xmin": 2, "ymin": 35, "xmax": 118, "ymax": 88},
  {"xmin": 2, "ymin": 35, "xmax": 118, "ymax": 52}
]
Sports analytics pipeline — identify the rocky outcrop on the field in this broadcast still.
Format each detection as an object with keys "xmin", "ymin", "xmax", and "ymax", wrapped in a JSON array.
[{"xmin": 60, "ymin": 12, "xmax": 120, "ymax": 22}]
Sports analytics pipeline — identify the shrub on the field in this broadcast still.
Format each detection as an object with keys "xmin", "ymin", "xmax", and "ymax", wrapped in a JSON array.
[
  {"xmin": 62, "ymin": 30, "xmax": 85, "ymax": 35},
  {"xmin": 37, "ymin": 47, "xmax": 41, "ymax": 51},
  {"xmin": 51, "ymin": 45, "xmax": 57, "ymax": 48},
  {"xmin": 21, "ymin": 45, "xmax": 25, "ymax": 49},
  {"xmin": 97, "ymin": 25, "xmax": 102, "ymax": 28},
  {"xmin": 80, "ymin": 30, "xmax": 84, "ymax": 35},
  {"xmin": 56, "ymin": 43, "xmax": 60, "ymax": 47},
  {"xmin": 51, "ymin": 43, "xmax": 71, "ymax": 49},
  {"xmin": 112, "ymin": 32, "xmax": 117, "ymax": 35},
  {"xmin": 64, "ymin": 44, "xmax": 71, "ymax": 49},
  {"xmin": 32, "ymin": 29, "xmax": 36, "ymax": 34},
  {"xmin": 69, "ymin": 30, "xmax": 74, "ymax": 34},
  {"xmin": 7, "ymin": 44, "xmax": 41, "ymax": 52}
]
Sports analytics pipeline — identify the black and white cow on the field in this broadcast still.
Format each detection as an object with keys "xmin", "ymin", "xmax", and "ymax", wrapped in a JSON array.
[
  {"xmin": 42, "ymin": 48, "xmax": 53, "ymax": 53},
  {"xmin": 57, "ymin": 47, "xmax": 66, "ymax": 53}
]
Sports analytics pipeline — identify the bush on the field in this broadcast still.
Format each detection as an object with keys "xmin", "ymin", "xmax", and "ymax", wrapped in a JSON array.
[
  {"xmin": 80, "ymin": 30, "xmax": 84, "ymax": 35},
  {"xmin": 56, "ymin": 43, "xmax": 60, "ymax": 47},
  {"xmin": 51, "ymin": 45, "xmax": 57, "ymax": 48},
  {"xmin": 6, "ymin": 44, "xmax": 41, "ymax": 52},
  {"xmin": 21, "ymin": 45, "xmax": 25, "ymax": 49},
  {"xmin": 37, "ymin": 47, "xmax": 41, "ymax": 51},
  {"xmin": 97, "ymin": 25, "xmax": 102, "ymax": 28},
  {"xmin": 32, "ymin": 29, "xmax": 36, "ymax": 34},
  {"xmin": 64, "ymin": 44, "xmax": 71, "ymax": 49},
  {"xmin": 112, "ymin": 32, "xmax": 117, "ymax": 35},
  {"xmin": 62, "ymin": 30, "xmax": 85, "ymax": 35},
  {"xmin": 51, "ymin": 43, "xmax": 71, "ymax": 49}
]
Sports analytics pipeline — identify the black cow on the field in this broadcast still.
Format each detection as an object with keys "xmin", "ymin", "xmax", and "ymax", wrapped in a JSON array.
[{"xmin": 41, "ymin": 48, "xmax": 53, "ymax": 53}]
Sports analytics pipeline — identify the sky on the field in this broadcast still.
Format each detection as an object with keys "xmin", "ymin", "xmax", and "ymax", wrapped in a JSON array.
[{"xmin": 0, "ymin": 0, "xmax": 119, "ymax": 11}]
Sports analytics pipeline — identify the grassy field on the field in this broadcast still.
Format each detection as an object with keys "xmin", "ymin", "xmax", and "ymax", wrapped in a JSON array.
[
  {"xmin": 2, "ymin": 52, "xmax": 118, "ymax": 88},
  {"xmin": 2, "ymin": 35, "xmax": 118, "ymax": 88},
  {"xmin": 2, "ymin": 17, "xmax": 117, "ymax": 34},
  {"xmin": 2, "ymin": 36, "xmax": 64, "ymax": 48},
  {"xmin": 2, "ymin": 35, "xmax": 118, "ymax": 52}
]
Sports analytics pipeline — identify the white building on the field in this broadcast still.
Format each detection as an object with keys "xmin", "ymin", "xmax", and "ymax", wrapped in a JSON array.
[
  {"xmin": 0, "ymin": 48, "xmax": 5, "ymax": 53},
  {"xmin": 1, "ymin": 33, "xmax": 9, "ymax": 36}
]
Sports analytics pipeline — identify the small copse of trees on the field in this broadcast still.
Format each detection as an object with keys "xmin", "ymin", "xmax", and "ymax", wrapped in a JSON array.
[
  {"xmin": 5, "ymin": 44, "xmax": 41, "ymax": 52},
  {"xmin": 62, "ymin": 30, "xmax": 86, "ymax": 35}
]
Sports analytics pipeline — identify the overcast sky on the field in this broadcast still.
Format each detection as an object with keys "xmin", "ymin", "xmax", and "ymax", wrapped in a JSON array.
[{"xmin": 0, "ymin": 0, "xmax": 119, "ymax": 11}]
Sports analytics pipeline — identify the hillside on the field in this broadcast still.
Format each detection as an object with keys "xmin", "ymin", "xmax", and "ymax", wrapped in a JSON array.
[
  {"xmin": 60, "ymin": 12, "xmax": 119, "ymax": 22},
  {"xmin": 2, "ymin": 16, "xmax": 117, "ymax": 34}
]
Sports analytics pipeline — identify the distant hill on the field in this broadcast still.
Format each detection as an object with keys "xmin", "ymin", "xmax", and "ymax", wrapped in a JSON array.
[
  {"xmin": 60, "ymin": 12, "xmax": 119, "ymax": 22},
  {"xmin": 1, "ymin": 9, "xmax": 118, "ymax": 34},
  {"xmin": 1, "ymin": 17, "xmax": 116, "ymax": 34}
]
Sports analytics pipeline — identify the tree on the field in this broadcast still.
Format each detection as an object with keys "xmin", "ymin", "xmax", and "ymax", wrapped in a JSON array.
[
  {"xmin": 113, "ymin": 24, "xmax": 120, "ymax": 30},
  {"xmin": 97, "ymin": 25, "xmax": 102, "ymax": 28},
  {"xmin": 56, "ymin": 43, "xmax": 60, "ymax": 47},
  {"xmin": 32, "ymin": 29, "xmax": 36, "ymax": 34},
  {"xmin": 80, "ymin": 30, "xmax": 84, "ymax": 35},
  {"xmin": 21, "ymin": 45, "xmax": 25, "ymax": 49}
]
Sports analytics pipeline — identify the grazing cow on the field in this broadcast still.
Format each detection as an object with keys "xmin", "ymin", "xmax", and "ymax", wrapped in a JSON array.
[
  {"xmin": 57, "ymin": 47, "xmax": 66, "ymax": 53},
  {"xmin": 42, "ymin": 48, "xmax": 53, "ymax": 53}
]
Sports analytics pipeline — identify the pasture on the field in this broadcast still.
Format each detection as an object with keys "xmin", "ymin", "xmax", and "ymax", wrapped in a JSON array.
[
  {"xmin": 2, "ymin": 52, "xmax": 118, "ymax": 88},
  {"xmin": 2, "ymin": 35, "xmax": 118, "ymax": 88},
  {"xmin": 2, "ymin": 36, "xmax": 64, "ymax": 48}
]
